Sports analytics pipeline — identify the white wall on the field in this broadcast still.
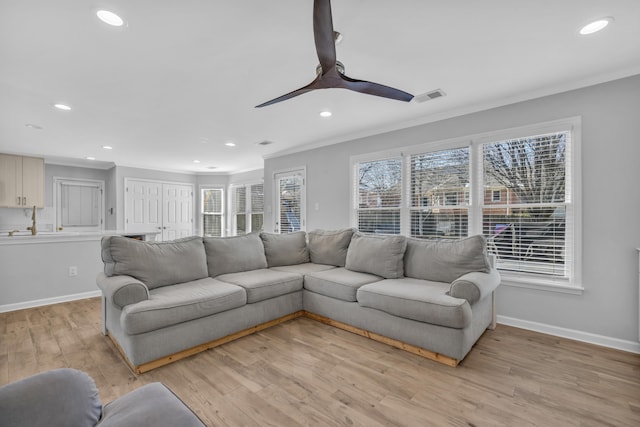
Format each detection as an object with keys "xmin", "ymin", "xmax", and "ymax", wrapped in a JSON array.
[
  {"xmin": 0, "ymin": 239, "xmax": 103, "ymax": 310},
  {"xmin": 264, "ymin": 74, "xmax": 640, "ymax": 346}
]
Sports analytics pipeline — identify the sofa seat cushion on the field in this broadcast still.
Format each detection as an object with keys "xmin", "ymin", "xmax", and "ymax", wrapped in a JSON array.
[
  {"xmin": 356, "ymin": 278, "xmax": 472, "ymax": 329},
  {"xmin": 216, "ymin": 269, "xmax": 303, "ymax": 303},
  {"xmin": 270, "ymin": 263, "xmax": 336, "ymax": 275},
  {"xmin": 304, "ymin": 267, "xmax": 383, "ymax": 302},
  {"xmin": 121, "ymin": 278, "xmax": 246, "ymax": 335}
]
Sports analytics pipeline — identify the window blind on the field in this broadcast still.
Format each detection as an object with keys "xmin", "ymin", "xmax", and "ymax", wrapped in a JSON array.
[
  {"xmin": 482, "ymin": 132, "xmax": 569, "ymax": 276},
  {"xmin": 356, "ymin": 158, "xmax": 402, "ymax": 234},
  {"xmin": 232, "ymin": 186, "xmax": 247, "ymax": 235},
  {"xmin": 202, "ymin": 188, "xmax": 223, "ymax": 237},
  {"xmin": 409, "ymin": 148, "xmax": 469, "ymax": 239}
]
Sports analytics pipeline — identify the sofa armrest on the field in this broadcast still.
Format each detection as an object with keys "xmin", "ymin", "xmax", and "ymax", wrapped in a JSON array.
[
  {"xmin": 449, "ymin": 268, "xmax": 500, "ymax": 305},
  {"xmin": 0, "ymin": 368, "xmax": 103, "ymax": 427},
  {"xmin": 97, "ymin": 272, "xmax": 149, "ymax": 309}
]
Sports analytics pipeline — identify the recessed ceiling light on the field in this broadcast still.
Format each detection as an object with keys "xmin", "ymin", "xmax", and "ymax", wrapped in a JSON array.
[
  {"xmin": 102, "ymin": 145, "xmax": 113, "ymax": 150},
  {"xmin": 207, "ymin": 166, "xmax": 218, "ymax": 170},
  {"xmin": 225, "ymin": 142, "xmax": 236, "ymax": 147},
  {"xmin": 97, "ymin": 10, "xmax": 124, "ymax": 27},
  {"xmin": 54, "ymin": 103, "xmax": 71, "ymax": 111},
  {"xmin": 193, "ymin": 160, "xmax": 201, "ymax": 163},
  {"xmin": 320, "ymin": 110, "xmax": 332, "ymax": 118},
  {"xmin": 25, "ymin": 123, "xmax": 43, "ymax": 130},
  {"xmin": 86, "ymin": 156, "xmax": 96, "ymax": 160},
  {"xmin": 579, "ymin": 17, "xmax": 613, "ymax": 35}
]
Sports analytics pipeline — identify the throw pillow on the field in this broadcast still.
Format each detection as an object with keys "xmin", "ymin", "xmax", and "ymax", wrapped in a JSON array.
[
  {"xmin": 204, "ymin": 233, "xmax": 268, "ymax": 277},
  {"xmin": 104, "ymin": 236, "xmax": 208, "ymax": 289},
  {"xmin": 404, "ymin": 235, "xmax": 490, "ymax": 283},
  {"xmin": 260, "ymin": 231, "xmax": 310, "ymax": 267},
  {"xmin": 345, "ymin": 233, "xmax": 407, "ymax": 279},
  {"xmin": 307, "ymin": 228, "xmax": 354, "ymax": 266}
]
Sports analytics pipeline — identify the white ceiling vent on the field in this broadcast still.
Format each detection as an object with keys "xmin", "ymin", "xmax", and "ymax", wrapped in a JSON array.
[{"xmin": 412, "ymin": 89, "xmax": 446, "ymax": 103}]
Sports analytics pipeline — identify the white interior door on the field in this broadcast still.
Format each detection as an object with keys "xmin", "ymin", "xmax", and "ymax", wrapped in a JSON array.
[
  {"xmin": 125, "ymin": 180, "xmax": 162, "ymax": 234},
  {"xmin": 162, "ymin": 183, "xmax": 193, "ymax": 240},
  {"xmin": 125, "ymin": 179, "xmax": 193, "ymax": 240}
]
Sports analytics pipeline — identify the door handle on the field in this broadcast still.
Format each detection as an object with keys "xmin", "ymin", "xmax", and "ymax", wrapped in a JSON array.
[{"xmin": 22, "ymin": 197, "xmax": 27, "ymax": 205}]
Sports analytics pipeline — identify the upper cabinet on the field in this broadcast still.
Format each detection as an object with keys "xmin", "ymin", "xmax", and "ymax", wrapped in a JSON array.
[{"xmin": 0, "ymin": 154, "xmax": 45, "ymax": 208}]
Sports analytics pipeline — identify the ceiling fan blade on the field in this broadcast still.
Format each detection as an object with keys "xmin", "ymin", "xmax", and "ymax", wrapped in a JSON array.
[
  {"xmin": 255, "ymin": 76, "xmax": 322, "ymax": 108},
  {"xmin": 340, "ymin": 74, "xmax": 414, "ymax": 102},
  {"xmin": 313, "ymin": 0, "xmax": 337, "ymax": 75}
]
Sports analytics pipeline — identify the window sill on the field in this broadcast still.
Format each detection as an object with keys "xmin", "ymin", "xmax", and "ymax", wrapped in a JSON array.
[{"xmin": 499, "ymin": 272, "xmax": 584, "ymax": 295}]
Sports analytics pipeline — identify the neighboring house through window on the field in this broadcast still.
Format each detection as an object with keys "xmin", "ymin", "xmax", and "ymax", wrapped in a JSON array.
[{"xmin": 351, "ymin": 117, "xmax": 581, "ymax": 291}]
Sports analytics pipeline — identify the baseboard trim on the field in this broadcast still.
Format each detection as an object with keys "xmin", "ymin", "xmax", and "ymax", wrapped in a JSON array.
[
  {"xmin": 0, "ymin": 291, "xmax": 102, "ymax": 313},
  {"xmin": 497, "ymin": 315, "xmax": 640, "ymax": 354}
]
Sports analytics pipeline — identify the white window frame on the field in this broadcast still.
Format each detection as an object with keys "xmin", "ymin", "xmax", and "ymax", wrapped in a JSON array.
[
  {"xmin": 273, "ymin": 167, "xmax": 306, "ymax": 233},
  {"xmin": 350, "ymin": 117, "xmax": 582, "ymax": 293},
  {"xmin": 53, "ymin": 177, "xmax": 105, "ymax": 232},
  {"xmin": 201, "ymin": 186, "xmax": 224, "ymax": 237},
  {"xmin": 228, "ymin": 181, "xmax": 264, "ymax": 236}
]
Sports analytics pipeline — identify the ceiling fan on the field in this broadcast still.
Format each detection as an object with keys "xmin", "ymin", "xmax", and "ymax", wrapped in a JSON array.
[{"xmin": 255, "ymin": 0, "xmax": 414, "ymax": 108}]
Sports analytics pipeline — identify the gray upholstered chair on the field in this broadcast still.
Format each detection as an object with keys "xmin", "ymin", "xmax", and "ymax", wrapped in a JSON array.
[{"xmin": 0, "ymin": 368, "xmax": 206, "ymax": 427}]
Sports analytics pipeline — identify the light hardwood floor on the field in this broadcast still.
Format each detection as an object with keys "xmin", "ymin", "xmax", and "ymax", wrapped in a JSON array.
[{"xmin": 1, "ymin": 297, "xmax": 639, "ymax": 426}]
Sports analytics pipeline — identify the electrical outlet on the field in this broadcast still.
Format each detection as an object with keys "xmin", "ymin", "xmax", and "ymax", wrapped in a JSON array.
[{"xmin": 68, "ymin": 266, "xmax": 78, "ymax": 277}]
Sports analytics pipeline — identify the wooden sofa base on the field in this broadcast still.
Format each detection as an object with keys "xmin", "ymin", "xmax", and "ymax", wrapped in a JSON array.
[
  {"xmin": 109, "ymin": 310, "xmax": 460, "ymax": 374},
  {"xmin": 303, "ymin": 312, "xmax": 460, "ymax": 367},
  {"xmin": 110, "ymin": 311, "xmax": 305, "ymax": 374}
]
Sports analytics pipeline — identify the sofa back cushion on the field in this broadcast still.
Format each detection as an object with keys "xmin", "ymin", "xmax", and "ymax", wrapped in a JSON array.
[
  {"xmin": 260, "ymin": 231, "xmax": 310, "ymax": 267},
  {"xmin": 308, "ymin": 228, "xmax": 354, "ymax": 267},
  {"xmin": 345, "ymin": 233, "xmax": 407, "ymax": 279},
  {"xmin": 204, "ymin": 233, "xmax": 268, "ymax": 277},
  {"xmin": 102, "ymin": 235, "xmax": 208, "ymax": 289},
  {"xmin": 404, "ymin": 235, "xmax": 491, "ymax": 283}
]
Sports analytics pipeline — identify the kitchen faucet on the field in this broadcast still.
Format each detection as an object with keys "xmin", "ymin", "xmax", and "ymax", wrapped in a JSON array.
[{"xmin": 26, "ymin": 205, "xmax": 37, "ymax": 235}]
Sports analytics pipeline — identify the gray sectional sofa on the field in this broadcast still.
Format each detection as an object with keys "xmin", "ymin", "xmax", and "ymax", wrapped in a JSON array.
[{"xmin": 97, "ymin": 229, "xmax": 500, "ymax": 373}]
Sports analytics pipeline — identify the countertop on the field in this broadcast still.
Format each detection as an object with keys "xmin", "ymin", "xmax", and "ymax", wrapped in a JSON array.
[{"xmin": 0, "ymin": 230, "xmax": 161, "ymax": 245}]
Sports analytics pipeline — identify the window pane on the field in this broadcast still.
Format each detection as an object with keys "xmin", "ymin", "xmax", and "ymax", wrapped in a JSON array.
[
  {"xmin": 234, "ymin": 186, "xmax": 246, "ymax": 212},
  {"xmin": 203, "ymin": 213, "xmax": 222, "ymax": 237},
  {"xmin": 279, "ymin": 176, "xmax": 302, "ymax": 233},
  {"xmin": 202, "ymin": 189, "xmax": 222, "ymax": 213},
  {"xmin": 410, "ymin": 208, "xmax": 468, "ymax": 239},
  {"xmin": 410, "ymin": 148, "xmax": 469, "ymax": 208},
  {"xmin": 357, "ymin": 209, "xmax": 400, "ymax": 235},
  {"xmin": 251, "ymin": 213, "xmax": 264, "ymax": 233},
  {"xmin": 251, "ymin": 184, "xmax": 264, "ymax": 212},
  {"xmin": 483, "ymin": 133, "xmax": 566, "ymax": 206},
  {"xmin": 358, "ymin": 159, "xmax": 402, "ymax": 208},
  {"xmin": 236, "ymin": 214, "xmax": 247, "ymax": 235}
]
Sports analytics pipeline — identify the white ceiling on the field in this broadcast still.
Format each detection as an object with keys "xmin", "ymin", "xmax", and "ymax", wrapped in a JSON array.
[{"xmin": 1, "ymin": 1, "xmax": 639, "ymax": 174}]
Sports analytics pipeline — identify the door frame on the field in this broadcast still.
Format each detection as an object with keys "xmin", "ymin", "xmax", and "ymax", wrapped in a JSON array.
[
  {"xmin": 124, "ymin": 177, "xmax": 195, "ymax": 240},
  {"xmin": 273, "ymin": 167, "xmax": 306, "ymax": 234}
]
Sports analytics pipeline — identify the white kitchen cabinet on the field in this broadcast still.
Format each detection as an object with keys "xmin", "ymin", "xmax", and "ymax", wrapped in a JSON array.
[{"xmin": 0, "ymin": 154, "xmax": 44, "ymax": 208}]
